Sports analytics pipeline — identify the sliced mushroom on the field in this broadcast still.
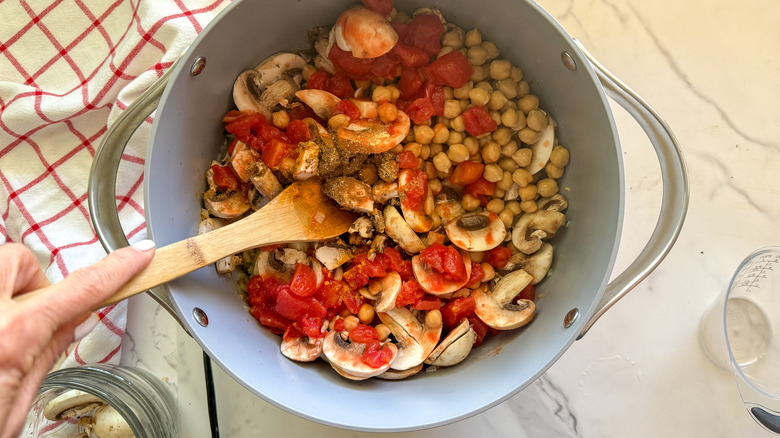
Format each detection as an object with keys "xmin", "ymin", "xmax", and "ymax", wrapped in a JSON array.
[
  {"xmin": 373, "ymin": 181, "xmax": 399, "ymax": 203},
  {"xmin": 309, "ymin": 256, "xmax": 325, "ymax": 289},
  {"xmin": 473, "ymin": 270, "xmax": 535, "ymax": 330},
  {"xmin": 434, "ymin": 187, "xmax": 466, "ymax": 223},
  {"xmin": 536, "ymin": 193, "xmax": 568, "ymax": 212},
  {"xmin": 383, "ymin": 204, "xmax": 426, "ymax": 254},
  {"xmin": 198, "ymin": 218, "xmax": 237, "ymax": 274},
  {"xmin": 378, "ymin": 307, "xmax": 442, "ymax": 370},
  {"xmin": 247, "ymin": 160, "xmax": 283, "ymax": 199},
  {"xmin": 508, "ymin": 242, "xmax": 553, "ymax": 284},
  {"xmin": 230, "ymin": 140, "xmax": 260, "ymax": 182},
  {"xmin": 92, "ymin": 404, "xmax": 134, "ymax": 438},
  {"xmin": 511, "ymin": 210, "xmax": 566, "ymax": 255},
  {"xmin": 398, "ymin": 169, "xmax": 433, "ymax": 233},
  {"xmin": 203, "ymin": 184, "xmax": 251, "ymax": 219},
  {"xmin": 308, "ymin": 26, "xmax": 335, "ymax": 74},
  {"xmin": 348, "ymin": 216, "xmax": 374, "ymax": 239},
  {"xmin": 314, "ymin": 244, "xmax": 354, "ymax": 270},
  {"xmin": 255, "ymin": 248, "xmax": 304, "ymax": 283},
  {"xmin": 295, "ymin": 89, "xmax": 342, "ymax": 120},
  {"xmin": 350, "ymin": 98, "xmax": 379, "ymax": 119},
  {"xmin": 445, "ymin": 211, "xmax": 507, "ymax": 252},
  {"xmin": 422, "ymin": 230, "xmax": 446, "ymax": 247},
  {"xmin": 322, "ymin": 331, "xmax": 397, "ymax": 380},
  {"xmin": 322, "ymin": 176, "xmax": 374, "ymax": 213},
  {"xmin": 369, "ymin": 271, "xmax": 402, "ymax": 312},
  {"xmin": 293, "ymin": 140, "xmax": 320, "ymax": 180},
  {"xmin": 253, "ymin": 52, "xmax": 308, "ymax": 88},
  {"xmin": 425, "ymin": 318, "xmax": 476, "ymax": 366},
  {"xmin": 43, "ymin": 390, "xmax": 104, "ymax": 421},
  {"xmin": 503, "ymin": 183, "xmax": 520, "ymax": 201},
  {"xmin": 233, "ymin": 52, "xmax": 308, "ymax": 117},
  {"xmin": 412, "ymin": 250, "xmax": 472, "ymax": 295},
  {"xmin": 281, "ymin": 336, "xmax": 324, "ymax": 362},
  {"xmin": 376, "ymin": 363, "xmax": 423, "ymax": 380},
  {"xmin": 522, "ymin": 119, "xmax": 555, "ymax": 175}
]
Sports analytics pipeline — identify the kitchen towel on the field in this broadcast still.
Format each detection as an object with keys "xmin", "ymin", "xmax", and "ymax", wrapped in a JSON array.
[{"xmin": 0, "ymin": 0, "xmax": 229, "ymax": 370}]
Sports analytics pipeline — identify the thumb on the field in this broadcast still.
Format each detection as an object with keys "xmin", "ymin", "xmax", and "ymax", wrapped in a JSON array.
[{"xmin": 25, "ymin": 240, "xmax": 156, "ymax": 328}]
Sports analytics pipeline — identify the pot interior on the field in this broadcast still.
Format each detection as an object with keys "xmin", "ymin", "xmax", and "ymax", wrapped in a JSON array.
[{"xmin": 145, "ymin": 0, "xmax": 623, "ymax": 431}]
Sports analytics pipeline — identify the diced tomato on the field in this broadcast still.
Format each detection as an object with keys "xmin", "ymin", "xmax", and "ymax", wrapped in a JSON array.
[
  {"xmin": 362, "ymin": 341, "xmax": 394, "ymax": 368},
  {"xmin": 413, "ymin": 296, "xmax": 442, "ymax": 311},
  {"xmin": 329, "ymin": 45, "xmax": 374, "ymax": 80},
  {"xmin": 420, "ymin": 243, "xmax": 468, "ymax": 282},
  {"xmin": 289, "ymin": 102, "xmax": 319, "ymax": 122},
  {"xmin": 325, "ymin": 73, "xmax": 355, "ymax": 99},
  {"xmin": 430, "ymin": 85, "xmax": 445, "ymax": 116},
  {"xmin": 468, "ymin": 315, "xmax": 490, "ymax": 347},
  {"xmin": 395, "ymin": 279, "xmax": 425, "ymax": 307},
  {"xmin": 361, "ymin": 0, "xmax": 394, "ymax": 15},
  {"xmin": 262, "ymin": 138, "xmax": 297, "ymax": 168},
  {"xmin": 464, "ymin": 177, "xmax": 496, "ymax": 205},
  {"xmin": 484, "ymin": 246, "xmax": 512, "ymax": 269},
  {"xmin": 290, "ymin": 263, "xmax": 317, "ymax": 297},
  {"xmin": 397, "ymin": 150, "xmax": 420, "ymax": 169},
  {"xmin": 405, "ymin": 97, "xmax": 435, "ymax": 124},
  {"xmin": 283, "ymin": 325, "xmax": 304, "ymax": 342},
  {"xmin": 349, "ymin": 324, "xmax": 379, "ymax": 344},
  {"xmin": 222, "ymin": 110, "xmax": 244, "ymax": 124},
  {"xmin": 333, "ymin": 317, "xmax": 346, "ymax": 332},
  {"xmin": 441, "ymin": 296, "xmax": 476, "ymax": 330},
  {"xmin": 425, "ymin": 50, "xmax": 474, "ymax": 88},
  {"xmin": 343, "ymin": 254, "xmax": 387, "ymax": 290},
  {"xmin": 257, "ymin": 123, "xmax": 286, "ymax": 143},
  {"xmin": 224, "ymin": 112, "xmax": 270, "ymax": 150},
  {"xmin": 285, "ymin": 119, "xmax": 312, "ymax": 144},
  {"xmin": 398, "ymin": 67, "xmax": 423, "ymax": 99},
  {"xmin": 391, "ymin": 21, "xmax": 410, "ymax": 40},
  {"xmin": 375, "ymin": 247, "xmax": 414, "ymax": 281},
  {"xmin": 392, "ymin": 43, "xmax": 430, "ymax": 68},
  {"xmin": 275, "ymin": 286, "xmax": 310, "ymax": 320},
  {"xmin": 209, "ymin": 164, "xmax": 238, "ymax": 192},
  {"xmin": 306, "ymin": 71, "xmax": 329, "ymax": 90},
  {"xmin": 403, "ymin": 14, "xmax": 444, "ymax": 55},
  {"xmin": 449, "ymin": 161, "xmax": 485, "ymax": 186},
  {"xmin": 250, "ymin": 307, "xmax": 290, "ymax": 335},
  {"xmin": 335, "ymin": 99, "xmax": 360, "ymax": 119},
  {"xmin": 370, "ymin": 52, "xmax": 400, "ymax": 80},
  {"xmin": 462, "ymin": 106, "xmax": 498, "ymax": 136},
  {"xmin": 515, "ymin": 283, "xmax": 536, "ymax": 302},
  {"xmin": 297, "ymin": 316, "xmax": 326, "ymax": 338},
  {"xmin": 466, "ymin": 262, "xmax": 485, "ymax": 288},
  {"xmin": 401, "ymin": 168, "xmax": 427, "ymax": 211}
]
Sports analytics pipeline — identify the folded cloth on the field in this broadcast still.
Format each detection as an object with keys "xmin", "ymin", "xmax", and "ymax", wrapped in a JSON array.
[{"xmin": 0, "ymin": 0, "xmax": 229, "ymax": 370}]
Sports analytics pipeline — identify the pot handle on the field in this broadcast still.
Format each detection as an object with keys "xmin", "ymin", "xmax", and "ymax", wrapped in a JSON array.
[
  {"xmin": 574, "ymin": 40, "xmax": 689, "ymax": 339},
  {"xmin": 88, "ymin": 60, "xmax": 181, "ymax": 322}
]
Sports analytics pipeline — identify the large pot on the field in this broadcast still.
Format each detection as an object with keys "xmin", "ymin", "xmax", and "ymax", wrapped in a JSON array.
[{"xmin": 90, "ymin": 0, "xmax": 688, "ymax": 431}]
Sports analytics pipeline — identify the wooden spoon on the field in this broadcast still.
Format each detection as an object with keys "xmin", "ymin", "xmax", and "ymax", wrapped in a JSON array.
[{"xmin": 15, "ymin": 179, "xmax": 356, "ymax": 309}]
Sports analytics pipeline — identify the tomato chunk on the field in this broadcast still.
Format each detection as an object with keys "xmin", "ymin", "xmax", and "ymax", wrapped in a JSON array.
[
  {"xmin": 425, "ymin": 50, "xmax": 473, "ymax": 88},
  {"xmin": 285, "ymin": 119, "xmax": 312, "ymax": 144},
  {"xmin": 361, "ymin": 0, "xmax": 394, "ymax": 15},
  {"xmin": 398, "ymin": 150, "xmax": 420, "ymax": 169},
  {"xmin": 403, "ymin": 14, "xmax": 444, "ymax": 55},
  {"xmin": 462, "ymin": 106, "xmax": 498, "ymax": 136},
  {"xmin": 210, "ymin": 164, "xmax": 238, "ymax": 192},
  {"xmin": 419, "ymin": 243, "xmax": 467, "ymax": 282},
  {"xmin": 484, "ymin": 246, "xmax": 512, "ymax": 269},
  {"xmin": 449, "ymin": 161, "xmax": 485, "ymax": 186},
  {"xmin": 441, "ymin": 296, "xmax": 476, "ymax": 330},
  {"xmin": 290, "ymin": 263, "xmax": 317, "ymax": 297},
  {"xmin": 395, "ymin": 279, "xmax": 425, "ymax": 307},
  {"xmin": 362, "ymin": 341, "xmax": 394, "ymax": 368},
  {"xmin": 275, "ymin": 286, "xmax": 310, "ymax": 320},
  {"xmin": 262, "ymin": 138, "xmax": 297, "ymax": 168},
  {"xmin": 405, "ymin": 97, "xmax": 435, "ymax": 124},
  {"xmin": 349, "ymin": 324, "xmax": 379, "ymax": 344}
]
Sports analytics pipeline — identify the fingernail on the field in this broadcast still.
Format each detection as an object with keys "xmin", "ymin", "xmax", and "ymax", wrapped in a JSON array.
[
  {"xmin": 131, "ymin": 239, "xmax": 156, "ymax": 252},
  {"xmin": 73, "ymin": 313, "xmax": 100, "ymax": 342}
]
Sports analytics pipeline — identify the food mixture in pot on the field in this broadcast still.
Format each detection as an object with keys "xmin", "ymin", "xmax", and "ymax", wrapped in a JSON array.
[{"xmin": 200, "ymin": 0, "xmax": 570, "ymax": 380}]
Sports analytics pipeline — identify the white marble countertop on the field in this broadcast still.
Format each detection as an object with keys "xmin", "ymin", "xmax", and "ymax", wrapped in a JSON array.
[{"xmin": 121, "ymin": 0, "xmax": 780, "ymax": 436}]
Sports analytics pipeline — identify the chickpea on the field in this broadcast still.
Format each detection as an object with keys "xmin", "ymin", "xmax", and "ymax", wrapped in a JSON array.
[
  {"xmin": 550, "ymin": 145, "xmax": 570, "ymax": 168},
  {"xmin": 469, "ymin": 65, "xmax": 487, "ymax": 82},
  {"xmin": 459, "ymin": 99, "xmax": 471, "ymax": 113},
  {"xmin": 414, "ymin": 125, "xmax": 435, "ymax": 145},
  {"xmin": 375, "ymin": 324, "xmax": 391, "ymax": 341},
  {"xmin": 433, "ymin": 152, "xmax": 452, "ymax": 173},
  {"xmin": 387, "ymin": 85, "xmax": 401, "ymax": 101},
  {"xmin": 450, "ymin": 115, "xmax": 466, "ymax": 132},
  {"xmin": 480, "ymin": 262, "xmax": 496, "ymax": 282},
  {"xmin": 489, "ymin": 110, "xmax": 502, "ymax": 126},
  {"xmin": 428, "ymin": 178, "xmax": 442, "ymax": 194},
  {"xmin": 487, "ymin": 91, "xmax": 508, "ymax": 111},
  {"xmin": 425, "ymin": 193, "xmax": 435, "ymax": 216},
  {"xmin": 443, "ymin": 99, "xmax": 462, "ymax": 119},
  {"xmin": 453, "ymin": 81, "xmax": 473, "ymax": 100},
  {"xmin": 464, "ymin": 28, "xmax": 482, "ymax": 47},
  {"xmin": 493, "ymin": 188, "xmax": 505, "ymax": 198},
  {"xmin": 518, "ymin": 184, "xmax": 538, "ymax": 201},
  {"xmin": 483, "ymin": 41, "xmax": 500, "ymax": 60},
  {"xmin": 372, "ymin": 85, "xmax": 392, "ymax": 103},
  {"xmin": 500, "ymin": 108, "xmax": 520, "ymax": 129},
  {"xmin": 470, "ymin": 251, "xmax": 484, "ymax": 263},
  {"xmin": 489, "ymin": 59, "xmax": 512, "ymax": 81},
  {"xmin": 447, "ymin": 130, "xmax": 464, "ymax": 145},
  {"xmin": 537, "ymin": 177, "xmax": 559, "ymax": 197},
  {"xmin": 517, "ymin": 94, "xmax": 540, "ymax": 115},
  {"xmin": 443, "ymin": 87, "xmax": 454, "ymax": 100},
  {"xmin": 499, "ymin": 208, "xmax": 514, "ymax": 228},
  {"xmin": 545, "ymin": 162, "xmax": 565, "ymax": 179},
  {"xmin": 432, "ymin": 123, "xmax": 449, "ymax": 144},
  {"xmin": 496, "ymin": 170, "xmax": 513, "ymax": 190},
  {"xmin": 483, "ymin": 163, "xmax": 503, "ymax": 182},
  {"xmin": 518, "ymin": 127, "xmax": 541, "ymax": 145},
  {"xmin": 359, "ymin": 163, "xmax": 378, "ymax": 185},
  {"xmin": 438, "ymin": 46, "xmax": 455, "ymax": 58},
  {"xmin": 429, "ymin": 142, "xmax": 444, "ymax": 157},
  {"xmin": 425, "ymin": 310, "xmax": 443, "ymax": 330},
  {"xmin": 495, "ymin": 78, "xmax": 518, "ymax": 99},
  {"xmin": 468, "ymin": 87, "xmax": 491, "ymax": 106},
  {"xmin": 481, "ymin": 141, "xmax": 501, "ymax": 163},
  {"xmin": 509, "ymin": 66, "xmax": 524, "ymax": 82},
  {"xmin": 498, "ymin": 156, "xmax": 519, "ymax": 172},
  {"xmin": 461, "ymin": 193, "xmax": 481, "ymax": 211},
  {"xmin": 447, "ymin": 143, "xmax": 470, "ymax": 163},
  {"xmin": 442, "ymin": 29, "xmax": 464, "ymax": 49},
  {"xmin": 424, "ymin": 161, "xmax": 437, "ymax": 179},
  {"xmin": 526, "ymin": 109, "xmax": 548, "ymax": 132},
  {"xmin": 492, "ymin": 126, "xmax": 513, "ymax": 146},
  {"xmin": 379, "ymin": 103, "xmax": 399, "ymax": 124},
  {"xmin": 506, "ymin": 200, "xmax": 522, "ymax": 215},
  {"xmin": 343, "ymin": 315, "xmax": 359, "ymax": 331},
  {"xmin": 516, "ymin": 80, "xmax": 531, "ymax": 97},
  {"xmin": 328, "ymin": 114, "xmax": 351, "ymax": 130},
  {"xmin": 418, "ymin": 145, "xmax": 430, "ymax": 161},
  {"xmin": 520, "ymin": 199, "xmax": 538, "ymax": 213},
  {"xmin": 463, "ymin": 136, "xmax": 480, "ymax": 156},
  {"xmin": 404, "ymin": 142, "xmax": 422, "ymax": 157},
  {"xmin": 357, "ymin": 303, "xmax": 375, "ymax": 325},
  {"xmin": 474, "ymin": 80, "xmax": 492, "ymax": 91},
  {"xmin": 512, "ymin": 168, "xmax": 533, "ymax": 187},
  {"xmin": 430, "ymin": 212, "xmax": 442, "ymax": 230},
  {"xmin": 486, "ymin": 198, "xmax": 505, "ymax": 214},
  {"xmin": 501, "ymin": 140, "xmax": 519, "ymax": 157},
  {"xmin": 510, "ymin": 148, "xmax": 532, "ymax": 167},
  {"xmin": 272, "ymin": 110, "xmax": 290, "ymax": 129}
]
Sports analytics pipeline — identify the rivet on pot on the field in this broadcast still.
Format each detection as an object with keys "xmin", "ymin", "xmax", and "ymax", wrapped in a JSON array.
[
  {"xmin": 190, "ymin": 56, "xmax": 207, "ymax": 76},
  {"xmin": 561, "ymin": 52, "xmax": 577, "ymax": 71},
  {"xmin": 563, "ymin": 308, "xmax": 579, "ymax": 328},
  {"xmin": 193, "ymin": 307, "xmax": 209, "ymax": 327}
]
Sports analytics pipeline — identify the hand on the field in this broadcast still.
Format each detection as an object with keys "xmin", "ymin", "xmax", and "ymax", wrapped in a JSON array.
[{"xmin": 0, "ymin": 241, "xmax": 155, "ymax": 438}]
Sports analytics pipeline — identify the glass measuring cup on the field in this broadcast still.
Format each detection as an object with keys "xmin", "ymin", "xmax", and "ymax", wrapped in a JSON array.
[{"xmin": 700, "ymin": 247, "xmax": 780, "ymax": 433}]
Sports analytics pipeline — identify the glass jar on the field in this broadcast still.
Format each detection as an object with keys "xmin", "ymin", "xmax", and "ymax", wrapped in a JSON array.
[{"xmin": 23, "ymin": 364, "xmax": 178, "ymax": 438}]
